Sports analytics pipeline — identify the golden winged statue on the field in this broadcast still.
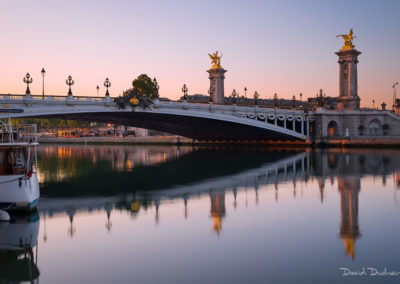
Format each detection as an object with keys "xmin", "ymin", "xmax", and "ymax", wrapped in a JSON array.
[
  {"xmin": 208, "ymin": 51, "xmax": 222, "ymax": 69},
  {"xmin": 336, "ymin": 29, "xmax": 357, "ymax": 50}
]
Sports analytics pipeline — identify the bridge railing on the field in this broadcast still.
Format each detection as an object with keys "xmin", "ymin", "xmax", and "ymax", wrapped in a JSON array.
[{"xmin": 1, "ymin": 94, "xmax": 106, "ymax": 102}]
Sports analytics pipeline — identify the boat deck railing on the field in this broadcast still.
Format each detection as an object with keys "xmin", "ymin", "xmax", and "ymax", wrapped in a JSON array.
[{"xmin": 0, "ymin": 124, "xmax": 37, "ymax": 144}]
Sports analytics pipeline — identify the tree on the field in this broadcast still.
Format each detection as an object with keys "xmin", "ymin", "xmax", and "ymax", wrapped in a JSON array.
[{"xmin": 129, "ymin": 74, "xmax": 159, "ymax": 100}]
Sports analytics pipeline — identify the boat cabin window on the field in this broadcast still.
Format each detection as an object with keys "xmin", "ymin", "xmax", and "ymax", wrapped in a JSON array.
[
  {"xmin": 9, "ymin": 149, "xmax": 26, "ymax": 169},
  {"xmin": 0, "ymin": 148, "xmax": 29, "ymax": 175}
]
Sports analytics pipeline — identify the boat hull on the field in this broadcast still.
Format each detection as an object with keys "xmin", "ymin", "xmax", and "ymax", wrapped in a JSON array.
[{"xmin": 0, "ymin": 173, "xmax": 40, "ymax": 211}]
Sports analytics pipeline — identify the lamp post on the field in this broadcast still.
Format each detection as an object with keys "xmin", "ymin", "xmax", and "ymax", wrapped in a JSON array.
[
  {"xmin": 181, "ymin": 84, "xmax": 188, "ymax": 101},
  {"xmin": 274, "ymin": 93, "xmax": 278, "ymax": 107},
  {"xmin": 292, "ymin": 95, "xmax": 296, "ymax": 109},
  {"xmin": 41, "ymin": 68, "xmax": 46, "ymax": 99},
  {"xmin": 231, "ymin": 89, "xmax": 238, "ymax": 104},
  {"xmin": 66, "ymin": 75, "xmax": 74, "ymax": 96},
  {"xmin": 23, "ymin": 73, "xmax": 33, "ymax": 94},
  {"xmin": 300, "ymin": 92, "xmax": 303, "ymax": 101},
  {"xmin": 393, "ymin": 82, "xmax": 399, "ymax": 111},
  {"xmin": 153, "ymin": 78, "xmax": 159, "ymax": 98},
  {"xmin": 104, "ymin": 78, "xmax": 111, "ymax": 97},
  {"xmin": 372, "ymin": 99, "xmax": 375, "ymax": 109},
  {"xmin": 96, "ymin": 85, "xmax": 99, "ymax": 96},
  {"xmin": 254, "ymin": 91, "xmax": 259, "ymax": 105},
  {"xmin": 244, "ymin": 87, "xmax": 247, "ymax": 99}
]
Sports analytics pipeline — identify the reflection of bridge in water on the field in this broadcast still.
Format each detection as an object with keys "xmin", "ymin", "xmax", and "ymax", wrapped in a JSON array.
[
  {"xmin": 37, "ymin": 148, "xmax": 400, "ymax": 259},
  {"xmin": 38, "ymin": 150, "xmax": 311, "ymax": 214}
]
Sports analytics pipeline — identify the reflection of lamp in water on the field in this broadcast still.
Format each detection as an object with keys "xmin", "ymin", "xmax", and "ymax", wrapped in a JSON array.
[
  {"xmin": 245, "ymin": 187, "xmax": 248, "ymax": 207},
  {"xmin": 232, "ymin": 185, "xmax": 238, "ymax": 209},
  {"xmin": 293, "ymin": 180, "xmax": 297, "ymax": 198},
  {"xmin": 210, "ymin": 190, "xmax": 226, "ymax": 235},
  {"xmin": 338, "ymin": 177, "xmax": 361, "ymax": 260},
  {"xmin": 318, "ymin": 178, "xmax": 325, "ymax": 203},
  {"xmin": 183, "ymin": 194, "xmax": 189, "ymax": 219},
  {"xmin": 67, "ymin": 208, "xmax": 76, "ymax": 238},
  {"xmin": 105, "ymin": 203, "xmax": 113, "ymax": 232},
  {"xmin": 154, "ymin": 198, "xmax": 160, "ymax": 224},
  {"xmin": 43, "ymin": 212, "xmax": 48, "ymax": 242},
  {"xmin": 254, "ymin": 184, "xmax": 259, "ymax": 206}
]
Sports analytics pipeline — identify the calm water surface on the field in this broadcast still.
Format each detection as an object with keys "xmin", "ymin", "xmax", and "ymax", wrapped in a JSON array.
[{"xmin": 2, "ymin": 145, "xmax": 400, "ymax": 283}]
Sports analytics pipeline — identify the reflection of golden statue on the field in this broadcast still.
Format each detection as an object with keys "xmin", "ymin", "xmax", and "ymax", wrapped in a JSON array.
[
  {"xmin": 208, "ymin": 51, "xmax": 222, "ymax": 69},
  {"xmin": 336, "ymin": 29, "xmax": 357, "ymax": 50}
]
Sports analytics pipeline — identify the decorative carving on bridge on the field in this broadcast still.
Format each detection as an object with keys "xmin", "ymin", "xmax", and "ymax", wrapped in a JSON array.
[{"xmin": 114, "ymin": 90, "xmax": 153, "ymax": 110}]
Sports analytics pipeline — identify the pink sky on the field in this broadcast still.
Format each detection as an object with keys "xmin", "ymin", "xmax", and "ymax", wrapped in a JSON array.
[{"xmin": 1, "ymin": 0, "xmax": 399, "ymax": 107}]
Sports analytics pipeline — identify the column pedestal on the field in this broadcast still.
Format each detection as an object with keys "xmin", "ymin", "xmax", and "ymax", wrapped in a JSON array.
[
  {"xmin": 335, "ymin": 49, "xmax": 361, "ymax": 110},
  {"xmin": 207, "ymin": 68, "xmax": 227, "ymax": 104}
]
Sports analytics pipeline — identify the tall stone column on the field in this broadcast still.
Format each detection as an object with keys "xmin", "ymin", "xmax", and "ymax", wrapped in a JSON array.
[
  {"xmin": 336, "ymin": 49, "xmax": 361, "ymax": 110},
  {"xmin": 207, "ymin": 68, "xmax": 227, "ymax": 104}
]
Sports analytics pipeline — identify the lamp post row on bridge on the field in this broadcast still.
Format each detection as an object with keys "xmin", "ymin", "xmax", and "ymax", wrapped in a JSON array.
[{"xmin": 23, "ymin": 71, "xmax": 113, "ymax": 97}]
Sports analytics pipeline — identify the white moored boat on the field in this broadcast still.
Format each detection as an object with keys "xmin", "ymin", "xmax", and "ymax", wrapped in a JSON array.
[{"xmin": 0, "ymin": 109, "xmax": 40, "ymax": 211}]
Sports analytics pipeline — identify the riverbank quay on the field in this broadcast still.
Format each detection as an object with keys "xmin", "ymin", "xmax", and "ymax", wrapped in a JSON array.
[
  {"xmin": 38, "ymin": 136, "xmax": 400, "ymax": 148},
  {"xmin": 315, "ymin": 136, "xmax": 400, "ymax": 147},
  {"xmin": 38, "ymin": 136, "xmax": 311, "ymax": 146},
  {"xmin": 38, "ymin": 136, "xmax": 194, "ymax": 145}
]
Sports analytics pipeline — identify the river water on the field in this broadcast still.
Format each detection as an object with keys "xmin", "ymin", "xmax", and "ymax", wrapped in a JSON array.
[{"xmin": 2, "ymin": 145, "xmax": 400, "ymax": 283}]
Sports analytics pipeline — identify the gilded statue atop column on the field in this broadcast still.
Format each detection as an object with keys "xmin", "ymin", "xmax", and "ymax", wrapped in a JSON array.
[
  {"xmin": 208, "ymin": 51, "xmax": 223, "ymax": 69},
  {"xmin": 336, "ymin": 29, "xmax": 357, "ymax": 50}
]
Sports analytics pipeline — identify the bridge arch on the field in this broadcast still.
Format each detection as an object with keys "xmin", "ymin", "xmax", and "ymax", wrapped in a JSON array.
[{"xmin": 0, "ymin": 95, "xmax": 311, "ymax": 141}]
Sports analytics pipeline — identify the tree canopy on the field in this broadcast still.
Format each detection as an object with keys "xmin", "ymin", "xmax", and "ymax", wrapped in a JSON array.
[{"xmin": 123, "ymin": 74, "xmax": 159, "ymax": 100}]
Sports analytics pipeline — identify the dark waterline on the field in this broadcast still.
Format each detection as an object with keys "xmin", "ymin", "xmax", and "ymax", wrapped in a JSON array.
[{"xmin": 2, "ymin": 145, "xmax": 400, "ymax": 284}]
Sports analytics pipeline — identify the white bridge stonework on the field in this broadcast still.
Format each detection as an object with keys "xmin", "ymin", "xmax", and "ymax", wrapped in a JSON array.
[{"xmin": 0, "ymin": 94, "xmax": 313, "ymax": 141}]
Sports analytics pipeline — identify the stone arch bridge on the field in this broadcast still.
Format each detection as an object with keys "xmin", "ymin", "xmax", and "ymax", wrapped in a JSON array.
[{"xmin": 0, "ymin": 94, "xmax": 313, "ymax": 141}]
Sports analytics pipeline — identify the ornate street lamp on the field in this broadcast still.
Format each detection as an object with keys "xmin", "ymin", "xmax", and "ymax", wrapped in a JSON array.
[
  {"xmin": 181, "ymin": 84, "xmax": 188, "ymax": 101},
  {"xmin": 153, "ymin": 78, "xmax": 159, "ymax": 98},
  {"xmin": 41, "ymin": 68, "xmax": 46, "ymax": 99},
  {"xmin": 372, "ymin": 99, "xmax": 375, "ymax": 109},
  {"xmin": 393, "ymin": 82, "xmax": 399, "ymax": 110},
  {"xmin": 231, "ymin": 89, "xmax": 238, "ymax": 104},
  {"xmin": 66, "ymin": 75, "xmax": 74, "ymax": 96},
  {"xmin": 244, "ymin": 87, "xmax": 247, "ymax": 99},
  {"xmin": 292, "ymin": 95, "xmax": 296, "ymax": 109},
  {"xmin": 274, "ymin": 93, "xmax": 278, "ymax": 107},
  {"xmin": 23, "ymin": 72, "xmax": 33, "ymax": 95},
  {"xmin": 300, "ymin": 92, "xmax": 303, "ymax": 101},
  {"xmin": 96, "ymin": 85, "xmax": 100, "ymax": 96},
  {"xmin": 104, "ymin": 78, "xmax": 111, "ymax": 97},
  {"xmin": 254, "ymin": 91, "xmax": 259, "ymax": 105}
]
